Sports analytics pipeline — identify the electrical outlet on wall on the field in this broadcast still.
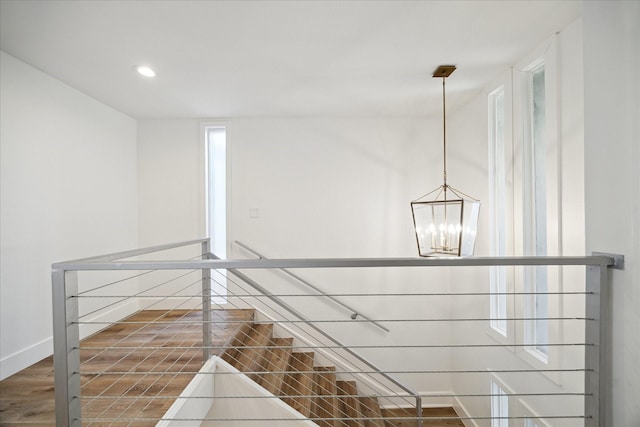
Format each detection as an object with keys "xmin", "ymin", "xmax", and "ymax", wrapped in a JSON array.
[{"xmin": 249, "ymin": 208, "xmax": 260, "ymax": 218}]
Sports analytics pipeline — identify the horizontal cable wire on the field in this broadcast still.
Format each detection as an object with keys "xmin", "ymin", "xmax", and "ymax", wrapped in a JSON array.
[
  {"xmin": 76, "ymin": 270, "xmax": 199, "ymax": 320},
  {"xmin": 75, "ymin": 316, "xmax": 592, "ymax": 324},
  {"xmin": 80, "ymin": 415, "xmax": 587, "ymax": 422},
  {"xmin": 76, "ymin": 253, "xmax": 206, "ymax": 296},
  {"xmin": 75, "ymin": 291, "xmax": 593, "ymax": 297},
  {"xmin": 76, "ymin": 270, "xmax": 155, "ymax": 296},
  {"xmin": 79, "ymin": 367, "xmax": 589, "ymax": 376},
  {"xmin": 80, "ymin": 392, "xmax": 588, "ymax": 400},
  {"xmin": 78, "ymin": 342, "xmax": 592, "ymax": 351}
]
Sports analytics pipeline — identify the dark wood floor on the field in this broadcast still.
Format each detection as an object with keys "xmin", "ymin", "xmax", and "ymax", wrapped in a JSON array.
[
  {"xmin": 0, "ymin": 309, "xmax": 253, "ymax": 426},
  {"xmin": 0, "ymin": 309, "xmax": 464, "ymax": 427}
]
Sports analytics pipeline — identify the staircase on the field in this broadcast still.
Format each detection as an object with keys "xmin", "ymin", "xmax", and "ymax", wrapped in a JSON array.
[{"xmin": 221, "ymin": 320, "xmax": 388, "ymax": 427}]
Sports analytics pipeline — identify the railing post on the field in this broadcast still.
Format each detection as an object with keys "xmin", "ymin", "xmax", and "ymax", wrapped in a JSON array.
[
  {"xmin": 585, "ymin": 263, "xmax": 609, "ymax": 427},
  {"xmin": 52, "ymin": 269, "xmax": 81, "ymax": 427},
  {"xmin": 201, "ymin": 239, "xmax": 212, "ymax": 362},
  {"xmin": 416, "ymin": 396, "xmax": 422, "ymax": 427}
]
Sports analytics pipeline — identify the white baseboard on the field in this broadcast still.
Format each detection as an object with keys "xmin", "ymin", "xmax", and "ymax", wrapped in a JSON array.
[
  {"xmin": 1, "ymin": 299, "xmax": 139, "ymax": 380},
  {"xmin": 418, "ymin": 391, "xmax": 455, "ymax": 407},
  {"xmin": 0, "ymin": 336, "xmax": 52, "ymax": 380}
]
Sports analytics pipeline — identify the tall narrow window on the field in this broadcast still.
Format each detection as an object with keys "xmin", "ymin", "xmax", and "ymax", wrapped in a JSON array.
[
  {"xmin": 523, "ymin": 63, "xmax": 548, "ymax": 359},
  {"xmin": 489, "ymin": 87, "xmax": 507, "ymax": 336},
  {"xmin": 491, "ymin": 380, "xmax": 509, "ymax": 427},
  {"xmin": 206, "ymin": 126, "xmax": 227, "ymax": 302}
]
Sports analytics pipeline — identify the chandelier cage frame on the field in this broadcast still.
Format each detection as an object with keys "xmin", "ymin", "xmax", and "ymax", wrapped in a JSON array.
[{"xmin": 411, "ymin": 65, "xmax": 481, "ymax": 257}]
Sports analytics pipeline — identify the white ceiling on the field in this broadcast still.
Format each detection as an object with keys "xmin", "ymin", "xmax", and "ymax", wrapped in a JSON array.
[{"xmin": 0, "ymin": 0, "xmax": 581, "ymax": 119}]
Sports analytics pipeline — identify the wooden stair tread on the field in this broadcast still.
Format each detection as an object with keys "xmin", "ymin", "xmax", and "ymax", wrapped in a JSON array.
[
  {"xmin": 358, "ymin": 396, "xmax": 385, "ymax": 427},
  {"xmin": 281, "ymin": 352, "xmax": 315, "ymax": 417},
  {"xmin": 219, "ymin": 320, "xmax": 459, "ymax": 426},
  {"xmin": 311, "ymin": 366, "xmax": 339, "ymax": 427},
  {"xmin": 220, "ymin": 321, "xmax": 253, "ymax": 365},
  {"xmin": 233, "ymin": 323, "xmax": 274, "ymax": 375},
  {"xmin": 256, "ymin": 337, "xmax": 294, "ymax": 394},
  {"xmin": 337, "ymin": 380, "xmax": 366, "ymax": 427}
]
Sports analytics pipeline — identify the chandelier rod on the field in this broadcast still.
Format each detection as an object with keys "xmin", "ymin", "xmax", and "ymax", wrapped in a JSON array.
[
  {"xmin": 433, "ymin": 64, "xmax": 456, "ymax": 200},
  {"xmin": 442, "ymin": 75, "xmax": 447, "ymax": 189},
  {"xmin": 432, "ymin": 64, "xmax": 456, "ymax": 195}
]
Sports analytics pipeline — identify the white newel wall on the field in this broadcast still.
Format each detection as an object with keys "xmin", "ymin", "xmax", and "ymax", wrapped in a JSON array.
[
  {"xmin": 583, "ymin": 2, "xmax": 640, "ymax": 425},
  {"xmin": 0, "ymin": 52, "xmax": 138, "ymax": 379}
]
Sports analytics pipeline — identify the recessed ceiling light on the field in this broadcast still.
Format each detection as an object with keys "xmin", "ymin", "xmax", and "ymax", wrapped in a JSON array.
[{"xmin": 135, "ymin": 65, "xmax": 156, "ymax": 78}]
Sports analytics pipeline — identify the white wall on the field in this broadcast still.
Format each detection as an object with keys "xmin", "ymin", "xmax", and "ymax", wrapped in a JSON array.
[
  {"xmin": 583, "ymin": 2, "xmax": 640, "ymax": 425},
  {"xmin": 137, "ymin": 117, "xmax": 440, "ymax": 256},
  {"xmin": 0, "ymin": 52, "xmax": 138, "ymax": 379},
  {"xmin": 446, "ymin": 18, "xmax": 587, "ymax": 425},
  {"xmin": 232, "ymin": 117, "xmax": 455, "ymax": 397},
  {"xmin": 230, "ymin": 117, "xmax": 426, "ymax": 258},
  {"xmin": 137, "ymin": 116, "xmax": 454, "ymax": 397},
  {"xmin": 137, "ymin": 120, "xmax": 205, "ymax": 245}
]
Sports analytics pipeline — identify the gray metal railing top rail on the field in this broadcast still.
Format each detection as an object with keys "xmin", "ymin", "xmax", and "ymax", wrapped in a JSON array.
[
  {"xmin": 53, "ymin": 254, "xmax": 617, "ymax": 271},
  {"xmin": 56, "ymin": 238, "xmax": 208, "ymax": 264}
]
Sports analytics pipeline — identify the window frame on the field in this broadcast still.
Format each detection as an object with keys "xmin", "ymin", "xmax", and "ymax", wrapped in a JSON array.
[
  {"xmin": 512, "ymin": 36, "xmax": 561, "ymax": 375},
  {"xmin": 522, "ymin": 59, "xmax": 550, "ymax": 361},
  {"xmin": 490, "ymin": 377, "xmax": 513, "ymax": 427},
  {"xmin": 486, "ymin": 71, "xmax": 516, "ymax": 346},
  {"xmin": 201, "ymin": 121, "xmax": 231, "ymax": 304}
]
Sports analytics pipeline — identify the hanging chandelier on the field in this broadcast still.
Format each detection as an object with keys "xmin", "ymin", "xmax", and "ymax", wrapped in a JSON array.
[{"xmin": 411, "ymin": 65, "xmax": 480, "ymax": 257}]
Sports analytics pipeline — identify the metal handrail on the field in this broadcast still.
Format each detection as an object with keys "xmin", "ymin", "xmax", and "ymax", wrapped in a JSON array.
[
  {"xmin": 57, "ymin": 238, "xmax": 209, "ymax": 264},
  {"xmin": 234, "ymin": 240, "xmax": 390, "ymax": 333}
]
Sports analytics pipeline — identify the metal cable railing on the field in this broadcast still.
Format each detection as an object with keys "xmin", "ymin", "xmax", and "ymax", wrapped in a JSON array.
[
  {"xmin": 207, "ymin": 253, "xmax": 419, "ymax": 410},
  {"xmin": 56, "ymin": 239, "xmax": 418, "ymax": 426},
  {"xmin": 50, "ymin": 238, "xmax": 618, "ymax": 427}
]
